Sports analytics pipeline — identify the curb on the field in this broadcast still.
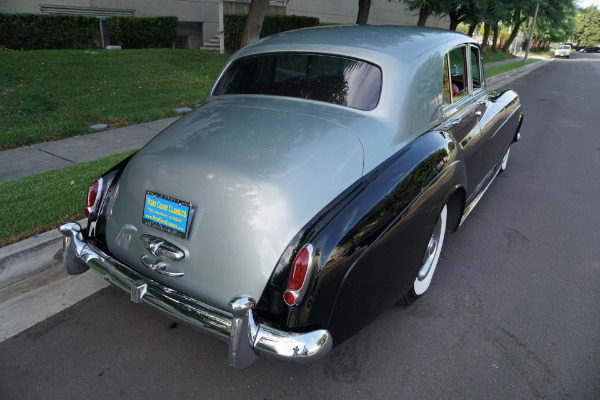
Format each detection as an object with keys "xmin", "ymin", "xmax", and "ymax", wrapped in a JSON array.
[
  {"xmin": 0, "ymin": 219, "xmax": 86, "ymax": 289},
  {"xmin": 486, "ymin": 58, "xmax": 550, "ymax": 89}
]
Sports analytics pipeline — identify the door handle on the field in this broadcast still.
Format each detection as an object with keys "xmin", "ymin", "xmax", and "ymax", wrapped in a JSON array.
[{"xmin": 141, "ymin": 255, "xmax": 184, "ymax": 277}]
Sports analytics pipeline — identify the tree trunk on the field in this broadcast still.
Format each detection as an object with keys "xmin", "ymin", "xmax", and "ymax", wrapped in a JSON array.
[
  {"xmin": 356, "ymin": 0, "xmax": 371, "ymax": 25},
  {"xmin": 417, "ymin": 4, "xmax": 430, "ymax": 26},
  {"xmin": 492, "ymin": 24, "xmax": 499, "ymax": 53},
  {"xmin": 467, "ymin": 23, "xmax": 477, "ymax": 37},
  {"xmin": 448, "ymin": 11, "xmax": 459, "ymax": 31},
  {"xmin": 240, "ymin": 0, "xmax": 270, "ymax": 48},
  {"xmin": 481, "ymin": 24, "xmax": 490, "ymax": 57},
  {"xmin": 503, "ymin": 16, "xmax": 525, "ymax": 54}
]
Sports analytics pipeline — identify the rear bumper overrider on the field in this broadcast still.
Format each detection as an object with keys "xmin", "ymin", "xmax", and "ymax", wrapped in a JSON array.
[{"xmin": 59, "ymin": 222, "xmax": 332, "ymax": 370}]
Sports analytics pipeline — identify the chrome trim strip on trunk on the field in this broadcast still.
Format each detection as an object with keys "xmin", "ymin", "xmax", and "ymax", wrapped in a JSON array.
[{"xmin": 59, "ymin": 222, "xmax": 333, "ymax": 370}]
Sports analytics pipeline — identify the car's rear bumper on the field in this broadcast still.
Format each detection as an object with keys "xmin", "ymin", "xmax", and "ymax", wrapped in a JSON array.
[{"xmin": 59, "ymin": 221, "xmax": 332, "ymax": 370}]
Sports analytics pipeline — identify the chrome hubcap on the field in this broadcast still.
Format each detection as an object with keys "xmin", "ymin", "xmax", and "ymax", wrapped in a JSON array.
[
  {"xmin": 501, "ymin": 148, "xmax": 510, "ymax": 170},
  {"xmin": 418, "ymin": 216, "xmax": 442, "ymax": 281}
]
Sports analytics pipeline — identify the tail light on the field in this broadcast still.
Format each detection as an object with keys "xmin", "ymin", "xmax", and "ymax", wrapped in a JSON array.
[
  {"xmin": 84, "ymin": 178, "xmax": 103, "ymax": 217},
  {"xmin": 283, "ymin": 244, "xmax": 314, "ymax": 306}
]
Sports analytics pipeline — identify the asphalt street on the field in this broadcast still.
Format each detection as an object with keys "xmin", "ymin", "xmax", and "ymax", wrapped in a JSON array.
[{"xmin": 1, "ymin": 53, "xmax": 599, "ymax": 399}]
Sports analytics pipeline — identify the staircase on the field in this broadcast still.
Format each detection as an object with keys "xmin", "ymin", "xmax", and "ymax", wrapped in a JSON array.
[{"xmin": 201, "ymin": 35, "xmax": 221, "ymax": 52}]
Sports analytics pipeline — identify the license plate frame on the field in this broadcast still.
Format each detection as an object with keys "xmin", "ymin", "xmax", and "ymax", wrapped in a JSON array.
[{"xmin": 142, "ymin": 191, "xmax": 192, "ymax": 239}]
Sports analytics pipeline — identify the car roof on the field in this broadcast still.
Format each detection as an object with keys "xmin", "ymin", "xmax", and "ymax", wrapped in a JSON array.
[{"xmin": 232, "ymin": 25, "xmax": 476, "ymax": 65}]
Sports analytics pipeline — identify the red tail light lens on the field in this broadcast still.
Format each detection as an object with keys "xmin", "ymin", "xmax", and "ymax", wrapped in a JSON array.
[
  {"xmin": 287, "ymin": 246, "xmax": 311, "ymax": 290},
  {"xmin": 84, "ymin": 179, "xmax": 101, "ymax": 217},
  {"xmin": 283, "ymin": 244, "xmax": 313, "ymax": 306}
]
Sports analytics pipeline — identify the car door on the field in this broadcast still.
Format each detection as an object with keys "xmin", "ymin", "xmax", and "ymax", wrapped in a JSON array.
[{"xmin": 436, "ymin": 44, "xmax": 487, "ymax": 199}]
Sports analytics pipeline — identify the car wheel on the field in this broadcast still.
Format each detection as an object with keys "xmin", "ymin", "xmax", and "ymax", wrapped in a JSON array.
[
  {"xmin": 399, "ymin": 204, "xmax": 447, "ymax": 306},
  {"xmin": 500, "ymin": 146, "xmax": 511, "ymax": 173}
]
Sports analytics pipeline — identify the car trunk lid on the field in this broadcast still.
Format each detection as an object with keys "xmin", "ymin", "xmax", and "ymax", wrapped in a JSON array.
[{"xmin": 104, "ymin": 99, "xmax": 364, "ymax": 309}]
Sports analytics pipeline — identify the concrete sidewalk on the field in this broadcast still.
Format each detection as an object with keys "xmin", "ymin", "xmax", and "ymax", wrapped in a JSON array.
[
  {"xmin": 0, "ymin": 116, "xmax": 180, "ymax": 184},
  {"xmin": 0, "ymin": 56, "xmax": 550, "ymax": 298}
]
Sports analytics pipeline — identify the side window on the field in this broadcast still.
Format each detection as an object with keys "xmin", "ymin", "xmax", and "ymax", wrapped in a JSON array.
[
  {"xmin": 471, "ymin": 46, "xmax": 482, "ymax": 90},
  {"xmin": 442, "ymin": 55, "xmax": 451, "ymax": 105},
  {"xmin": 448, "ymin": 46, "xmax": 467, "ymax": 102}
]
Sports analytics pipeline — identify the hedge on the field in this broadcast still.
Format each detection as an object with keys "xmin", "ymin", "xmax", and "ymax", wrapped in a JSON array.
[
  {"xmin": 225, "ymin": 14, "xmax": 320, "ymax": 52},
  {"xmin": 107, "ymin": 16, "xmax": 177, "ymax": 49},
  {"xmin": 0, "ymin": 13, "xmax": 97, "ymax": 50}
]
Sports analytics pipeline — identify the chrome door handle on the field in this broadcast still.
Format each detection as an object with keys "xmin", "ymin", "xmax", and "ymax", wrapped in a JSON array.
[
  {"xmin": 475, "ymin": 111, "xmax": 482, "ymax": 116},
  {"xmin": 139, "ymin": 234, "xmax": 185, "ymax": 260},
  {"xmin": 141, "ymin": 255, "xmax": 184, "ymax": 277}
]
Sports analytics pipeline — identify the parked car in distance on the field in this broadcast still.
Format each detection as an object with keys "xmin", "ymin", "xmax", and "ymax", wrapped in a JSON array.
[
  {"xmin": 580, "ymin": 46, "xmax": 600, "ymax": 53},
  {"xmin": 554, "ymin": 44, "xmax": 572, "ymax": 58},
  {"xmin": 60, "ymin": 25, "xmax": 523, "ymax": 370}
]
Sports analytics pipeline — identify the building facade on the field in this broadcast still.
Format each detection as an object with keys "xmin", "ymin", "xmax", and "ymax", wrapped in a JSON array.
[{"xmin": 0, "ymin": 0, "xmax": 449, "ymax": 50}]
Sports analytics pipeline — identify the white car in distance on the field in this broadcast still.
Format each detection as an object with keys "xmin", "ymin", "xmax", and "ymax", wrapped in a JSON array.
[{"xmin": 554, "ymin": 44, "xmax": 571, "ymax": 58}]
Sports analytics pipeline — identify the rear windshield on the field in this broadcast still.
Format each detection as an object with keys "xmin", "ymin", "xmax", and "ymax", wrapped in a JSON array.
[
  {"xmin": 557, "ymin": 45, "xmax": 570, "ymax": 49},
  {"xmin": 213, "ymin": 53, "xmax": 382, "ymax": 111}
]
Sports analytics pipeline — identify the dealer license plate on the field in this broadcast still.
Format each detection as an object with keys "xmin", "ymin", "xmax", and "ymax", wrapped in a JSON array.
[{"xmin": 142, "ymin": 191, "xmax": 192, "ymax": 239}]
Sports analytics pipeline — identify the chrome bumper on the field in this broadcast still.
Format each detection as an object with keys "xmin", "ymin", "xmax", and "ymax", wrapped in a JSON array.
[{"xmin": 59, "ymin": 222, "xmax": 332, "ymax": 370}]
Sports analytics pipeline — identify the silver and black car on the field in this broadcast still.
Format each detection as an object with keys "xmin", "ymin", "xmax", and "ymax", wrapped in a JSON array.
[{"xmin": 60, "ymin": 25, "xmax": 523, "ymax": 370}]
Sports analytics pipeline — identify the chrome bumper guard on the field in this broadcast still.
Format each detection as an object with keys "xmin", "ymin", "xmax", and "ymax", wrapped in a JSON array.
[{"xmin": 59, "ymin": 222, "xmax": 333, "ymax": 370}]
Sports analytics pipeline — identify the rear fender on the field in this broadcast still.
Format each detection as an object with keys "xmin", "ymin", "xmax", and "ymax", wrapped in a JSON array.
[{"xmin": 256, "ymin": 131, "xmax": 467, "ymax": 340}]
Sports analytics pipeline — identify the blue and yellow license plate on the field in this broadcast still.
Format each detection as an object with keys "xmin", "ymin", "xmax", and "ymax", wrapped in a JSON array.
[{"xmin": 142, "ymin": 191, "xmax": 191, "ymax": 239}]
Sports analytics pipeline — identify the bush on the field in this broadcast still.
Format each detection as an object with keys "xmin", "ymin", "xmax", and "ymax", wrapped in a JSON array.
[
  {"xmin": 0, "ymin": 13, "xmax": 97, "ymax": 50},
  {"xmin": 224, "ymin": 14, "xmax": 320, "ymax": 52},
  {"xmin": 107, "ymin": 16, "xmax": 177, "ymax": 49}
]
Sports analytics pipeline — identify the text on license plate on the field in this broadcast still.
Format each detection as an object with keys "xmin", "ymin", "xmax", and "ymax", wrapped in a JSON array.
[{"xmin": 142, "ymin": 191, "xmax": 191, "ymax": 238}]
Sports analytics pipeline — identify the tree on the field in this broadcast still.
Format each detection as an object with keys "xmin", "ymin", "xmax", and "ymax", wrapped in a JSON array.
[
  {"xmin": 408, "ymin": 0, "xmax": 444, "ymax": 26},
  {"xmin": 478, "ymin": 0, "xmax": 511, "ymax": 55},
  {"xmin": 439, "ymin": 0, "xmax": 479, "ymax": 31},
  {"xmin": 575, "ymin": 6, "xmax": 600, "ymax": 46},
  {"xmin": 528, "ymin": 0, "xmax": 577, "ymax": 47},
  {"xmin": 240, "ymin": 0, "xmax": 270, "ymax": 48},
  {"xmin": 356, "ymin": 0, "xmax": 372, "ymax": 24}
]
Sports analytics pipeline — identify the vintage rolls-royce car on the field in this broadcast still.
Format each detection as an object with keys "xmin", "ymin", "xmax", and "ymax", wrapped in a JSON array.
[{"xmin": 60, "ymin": 25, "xmax": 522, "ymax": 370}]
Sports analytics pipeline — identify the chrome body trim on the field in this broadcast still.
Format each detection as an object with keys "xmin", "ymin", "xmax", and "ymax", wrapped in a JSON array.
[
  {"xmin": 59, "ymin": 222, "xmax": 333, "ymax": 370},
  {"xmin": 140, "ymin": 254, "xmax": 184, "ymax": 277},
  {"xmin": 459, "ymin": 165, "xmax": 500, "ymax": 226},
  {"xmin": 139, "ymin": 234, "xmax": 186, "ymax": 261}
]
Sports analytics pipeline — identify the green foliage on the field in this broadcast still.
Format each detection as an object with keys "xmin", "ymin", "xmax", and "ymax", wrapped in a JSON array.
[
  {"xmin": 107, "ymin": 16, "xmax": 178, "ymax": 49},
  {"xmin": 0, "ymin": 49, "xmax": 229, "ymax": 150},
  {"xmin": 224, "ymin": 14, "xmax": 319, "ymax": 52},
  {"xmin": 575, "ymin": 6, "xmax": 600, "ymax": 46},
  {"xmin": 0, "ymin": 13, "xmax": 97, "ymax": 50},
  {"xmin": 0, "ymin": 150, "xmax": 135, "ymax": 247}
]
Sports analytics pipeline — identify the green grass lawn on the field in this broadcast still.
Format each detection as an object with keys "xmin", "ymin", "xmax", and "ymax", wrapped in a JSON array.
[
  {"xmin": 0, "ymin": 49, "xmax": 229, "ymax": 150},
  {"xmin": 0, "ymin": 150, "xmax": 135, "ymax": 247},
  {"xmin": 482, "ymin": 51, "xmax": 518, "ymax": 64},
  {"xmin": 486, "ymin": 58, "xmax": 539, "ymax": 77}
]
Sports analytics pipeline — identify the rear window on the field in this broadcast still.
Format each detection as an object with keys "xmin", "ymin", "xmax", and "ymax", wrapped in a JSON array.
[{"xmin": 213, "ymin": 53, "xmax": 382, "ymax": 111}]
